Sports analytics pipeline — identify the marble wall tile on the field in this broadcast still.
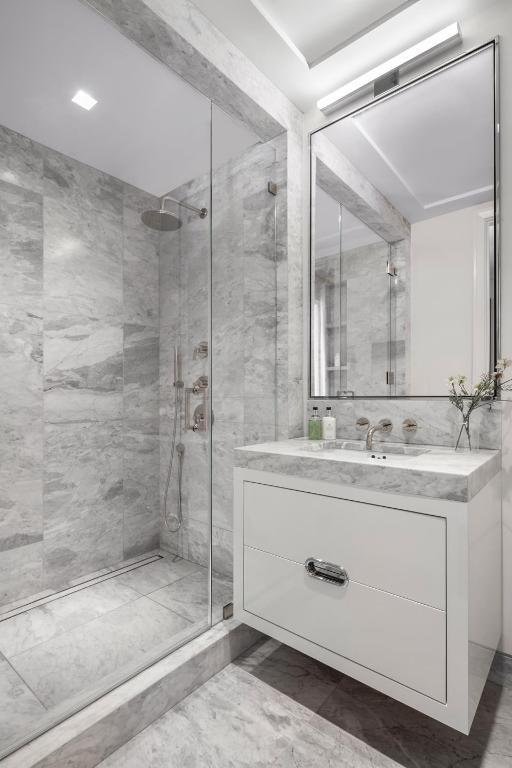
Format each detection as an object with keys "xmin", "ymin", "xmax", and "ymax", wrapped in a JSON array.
[
  {"xmin": 123, "ymin": 429, "xmax": 160, "ymax": 558},
  {"xmin": 306, "ymin": 397, "xmax": 502, "ymax": 450},
  {"xmin": 0, "ymin": 124, "xmax": 163, "ymax": 605},
  {"xmin": 0, "ymin": 180, "xmax": 43, "ymax": 309},
  {"xmin": 0, "ymin": 544, "xmax": 44, "ymax": 607},
  {"xmin": 43, "ymin": 420, "xmax": 124, "ymax": 589},
  {"xmin": 186, "ymin": 518, "xmax": 210, "ymax": 569},
  {"xmin": 44, "ymin": 320, "xmax": 123, "ymax": 423},
  {"xmin": 123, "ymin": 324, "xmax": 159, "ymax": 426},
  {"xmin": 0, "ymin": 173, "xmax": 44, "ymax": 604},
  {"xmin": 212, "ymin": 525, "xmax": 233, "ymax": 579},
  {"xmin": 212, "ymin": 421, "xmax": 243, "ymax": 532},
  {"xmin": 0, "ymin": 126, "xmax": 44, "ymax": 194},
  {"xmin": 122, "ymin": 186, "xmax": 160, "ymax": 327}
]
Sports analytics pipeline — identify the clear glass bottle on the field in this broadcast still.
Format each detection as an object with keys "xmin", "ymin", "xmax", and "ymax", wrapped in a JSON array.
[
  {"xmin": 322, "ymin": 406, "xmax": 336, "ymax": 439},
  {"xmin": 308, "ymin": 406, "xmax": 322, "ymax": 440}
]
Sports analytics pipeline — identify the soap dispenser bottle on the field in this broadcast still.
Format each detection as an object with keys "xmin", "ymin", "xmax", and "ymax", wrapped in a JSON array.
[
  {"xmin": 322, "ymin": 406, "xmax": 336, "ymax": 439},
  {"xmin": 308, "ymin": 406, "xmax": 322, "ymax": 440}
]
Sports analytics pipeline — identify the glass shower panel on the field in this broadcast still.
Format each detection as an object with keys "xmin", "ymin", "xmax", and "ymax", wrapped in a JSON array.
[
  {"xmin": 312, "ymin": 187, "xmax": 343, "ymax": 396},
  {"xmin": 340, "ymin": 207, "xmax": 390, "ymax": 396},
  {"xmin": 0, "ymin": 0, "xmax": 212, "ymax": 757},
  {"xmin": 210, "ymin": 105, "xmax": 280, "ymax": 617}
]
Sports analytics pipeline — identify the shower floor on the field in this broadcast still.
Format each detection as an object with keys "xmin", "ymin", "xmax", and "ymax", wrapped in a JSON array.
[{"xmin": 0, "ymin": 552, "xmax": 231, "ymax": 756}]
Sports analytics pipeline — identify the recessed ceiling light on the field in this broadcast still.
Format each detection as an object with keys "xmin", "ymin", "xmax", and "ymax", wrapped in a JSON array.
[
  {"xmin": 317, "ymin": 22, "xmax": 461, "ymax": 112},
  {"xmin": 71, "ymin": 89, "xmax": 98, "ymax": 111}
]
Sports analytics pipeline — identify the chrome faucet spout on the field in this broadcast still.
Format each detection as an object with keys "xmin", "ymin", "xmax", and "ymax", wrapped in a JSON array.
[{"xmin": 365, "ymin": 419, "xmax": 393, "ymax": 450}]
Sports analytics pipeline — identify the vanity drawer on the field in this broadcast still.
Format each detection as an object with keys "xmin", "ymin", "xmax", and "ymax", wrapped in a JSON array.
[
  {"xmin": 243, "ymin": 482, "xmax": 445, "ymax": 609},
  {"xmin": 244, "ymin": 545, "xmax": 446, "ymax": 702}
]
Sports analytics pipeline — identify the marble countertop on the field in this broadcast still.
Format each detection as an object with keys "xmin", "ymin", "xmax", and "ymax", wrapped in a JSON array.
[{"xmin": 234, "ymin": 438, "xmax": 501, "ymax": 502}]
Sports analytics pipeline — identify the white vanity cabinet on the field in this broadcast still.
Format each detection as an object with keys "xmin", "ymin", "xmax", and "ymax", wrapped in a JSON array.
[{"xmin": 233, "ymin": 467, "xmax": 502, "ymax": 733}]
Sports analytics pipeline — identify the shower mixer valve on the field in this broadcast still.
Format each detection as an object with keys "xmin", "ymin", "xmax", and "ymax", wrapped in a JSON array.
[{"xmin": 185, "ymin": 375, "xmax": 209, "ymax": 432}]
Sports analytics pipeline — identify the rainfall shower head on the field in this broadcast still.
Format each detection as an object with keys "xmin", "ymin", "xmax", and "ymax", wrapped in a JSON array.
[
  {"xmin": 141, "ymin": 207, "xmax": 182, "ymax": 231},
  {"xmin": 141, "ymin": 195, "xmax": 207, "ymax": 231}
]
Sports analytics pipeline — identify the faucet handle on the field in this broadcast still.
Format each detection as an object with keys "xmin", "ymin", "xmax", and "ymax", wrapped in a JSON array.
[
  {"xmin": 378, "ymin": 418, "xmax": 393, "ymax": 433},
  {"xmin": 356, "ymin": 417, "xmax": 370, "ymax": 430}
]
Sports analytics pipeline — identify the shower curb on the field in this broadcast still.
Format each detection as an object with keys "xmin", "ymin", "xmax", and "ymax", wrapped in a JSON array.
[{"xmin": 1, "ymin": 620, "xmax": 262, "ymax": 768}]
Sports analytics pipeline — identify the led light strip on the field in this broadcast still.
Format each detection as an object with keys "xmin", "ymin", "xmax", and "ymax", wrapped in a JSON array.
[{"xmin": 317, "ymin": 22, "xmax": 461, "ymax": 112}]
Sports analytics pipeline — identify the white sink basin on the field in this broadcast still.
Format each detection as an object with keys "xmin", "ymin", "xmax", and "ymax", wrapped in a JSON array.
[{"xmin": 303, "ymin": 439, "xmax": 429, "ymax": 457}]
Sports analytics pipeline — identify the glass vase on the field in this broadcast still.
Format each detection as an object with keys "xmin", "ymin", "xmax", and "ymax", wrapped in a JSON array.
[{"xmin": 455, "ymin": 414, "xmax": 472, "ymax": 451}]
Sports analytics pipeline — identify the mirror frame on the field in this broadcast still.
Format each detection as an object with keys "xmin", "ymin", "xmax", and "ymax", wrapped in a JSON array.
[{"xmin": 308, "ymin": 39, "xmax": 500, "ymax": 400}]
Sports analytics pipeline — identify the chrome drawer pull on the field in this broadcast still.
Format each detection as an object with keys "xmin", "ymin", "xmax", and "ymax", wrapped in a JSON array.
[{"xmin": 305, "ymin": 557, "xmax": 349, "ymax": 587}]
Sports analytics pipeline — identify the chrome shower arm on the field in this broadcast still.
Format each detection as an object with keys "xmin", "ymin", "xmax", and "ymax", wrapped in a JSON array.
[{"xmin": 160, "ymin": 196, "xmax": 208, "ymax": 219}]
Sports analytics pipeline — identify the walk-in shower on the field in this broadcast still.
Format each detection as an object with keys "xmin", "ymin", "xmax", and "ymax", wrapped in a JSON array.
[{"xmin": 0, "ymin": 0, "xmax": 280, "ymax": 759}]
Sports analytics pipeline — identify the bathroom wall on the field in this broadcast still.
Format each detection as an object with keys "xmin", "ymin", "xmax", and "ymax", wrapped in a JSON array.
[
  {"xmin": 305, "ymin": 0, "xmax": 512, "ymax": 654},
  {"xmin": 410, "ymin": 202, "xmax": 494, "ymax": 393},
  {"xmin": 0, "ymin": 124, "xmax": 160, "ymax": 607},
  {"xmin": 88, "ymin": 0, "xmax": 304, "ymax": 442},
  {"xmin": 159, "ymin": 135, "xmax": 284, "ymax": 586}
]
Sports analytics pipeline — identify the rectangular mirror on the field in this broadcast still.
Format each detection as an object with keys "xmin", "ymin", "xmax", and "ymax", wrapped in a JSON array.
[{"xmin": 310, "ymin": 43, "xmax": 497, "ymax": 398}]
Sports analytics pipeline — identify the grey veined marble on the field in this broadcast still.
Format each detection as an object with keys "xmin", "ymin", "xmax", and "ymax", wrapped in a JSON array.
[
  {"xmin": 96, "ymin": 638, "xmax": 512, "ymax": 768},
  {"xmin": 235, "ymin": 438, "xmax": 501, "ymax": 502},
  {"xmin": 0, "ymin": 123, "xmax": 161, "ymax": 605}
]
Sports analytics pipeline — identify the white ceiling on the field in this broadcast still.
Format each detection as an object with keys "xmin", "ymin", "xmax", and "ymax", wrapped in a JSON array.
[
  {"xmin": 250, "ymin": 0, "xmax": 419, "ymax": 66},
  {"xmin": 318, "ymin": 46, "xmax": 494, "ymax": 223},
  {"xmin": 0, "ymin": 0, "xmax": 258, "ymax": 197},
  {"xmin": 190, "ymin": 0, "xmax": 488, "ymax": 112}
]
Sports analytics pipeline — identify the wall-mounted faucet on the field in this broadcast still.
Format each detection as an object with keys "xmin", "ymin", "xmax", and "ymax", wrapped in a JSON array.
[{"xmin": 356, "ymin": 417, "xmax": 393, "ymax": 450}]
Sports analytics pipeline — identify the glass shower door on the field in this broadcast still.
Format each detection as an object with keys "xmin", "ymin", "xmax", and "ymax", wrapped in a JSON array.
[{"xmin": 210, "ymin": 105, "xmax": 281, "ymax": 616}]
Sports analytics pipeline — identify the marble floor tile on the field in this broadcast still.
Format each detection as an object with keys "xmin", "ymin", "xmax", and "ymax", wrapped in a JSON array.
[
  {"xmin": 0, "ymin": 659, "xmax": 46, "ymax": 754},
  {"xmin": 147, "ymin": 565, "xmax": 208, "ymax": 623},
  {"xmin": 8, "ymin": 597, "xmax": 192, "ymax": 708},
  {"xmin": 97, "ymin": 640, "xmax": 512, "ymax": 768},
  {"xmin": 314, "ymin": 674, "xmax": 512, "ymax": 768},
  {"xmin": 148, "ymin": 568, "xmax": 232, "ymax": 625},
  {"xmin": 490, "ymin": 652, "xmax": 512, "ymax": 689},
  {"xmin": 0, "ymin": 554, "xmax": 215, "ymax": 754},
  {"xmin": 234, "ymin": 637, "xmax": 341, "ymax": 712},
  {"xmin": 98, "ymin": 661, "xmax": 308, "ymax": 768},
  {"xmin": 116, "ymin": 555, "xmax": 200, "ymax": 595},
  {"xmin": 0, "ymin": 579, "xmax": 140, "ymax": 657}
]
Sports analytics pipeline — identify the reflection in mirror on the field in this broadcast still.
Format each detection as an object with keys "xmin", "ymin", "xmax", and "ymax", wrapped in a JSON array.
[{"xmin": 310, "ymin": 44, "xmax": 496, "ymax": 397}]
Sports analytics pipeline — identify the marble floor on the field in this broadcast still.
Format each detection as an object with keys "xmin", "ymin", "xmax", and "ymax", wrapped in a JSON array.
[
  {"xmin": 0, "ymin": 553, "xmax": 231, "ymax": 756},
  {"xmin": 97, "ymin": 638, "xmax": 512, "ymax": 768}
]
